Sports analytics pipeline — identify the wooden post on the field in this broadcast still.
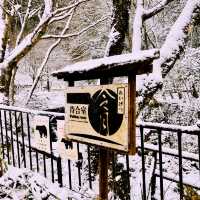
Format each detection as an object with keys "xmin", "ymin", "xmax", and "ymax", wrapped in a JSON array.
[
  {"xmin": 98, "ymin": 78, "xmax": 111, "ymax": 200},
  {"xmin": 99, "ymin": 148, "xmax": 109, "ymax": 200},
  {"xmin": 128, "ymin": 75, "xmax": 136, "ymax": 155},
  {"xmin": 68, "ymin": 80, "xmax": 74, "ymax": 200}
]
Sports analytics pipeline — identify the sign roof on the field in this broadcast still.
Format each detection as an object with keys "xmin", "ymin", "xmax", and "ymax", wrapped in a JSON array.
[{"xmin": 52, "ymin": 49, "xmax": 159, "ymax": 81}]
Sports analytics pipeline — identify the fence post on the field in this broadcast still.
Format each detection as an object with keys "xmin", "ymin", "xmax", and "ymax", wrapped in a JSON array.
[
  {"xmin": 99, "ymin": 148, "xmax": 108, "ymax": 200},
  {"xmin": 57, "ymin": 156, "xmax": 63, "ymax": 187}
]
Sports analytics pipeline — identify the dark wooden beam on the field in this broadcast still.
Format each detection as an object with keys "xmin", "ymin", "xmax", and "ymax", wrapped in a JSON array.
[{"xmin": 52, "ymin": 49, "xmax": 159, "ymax": 82}]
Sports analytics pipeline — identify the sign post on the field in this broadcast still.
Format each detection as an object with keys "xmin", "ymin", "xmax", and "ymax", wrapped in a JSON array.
[
  {"xmin": 52, "ymin": 49, "xmax": 159, "ymax": 199},
  {"xmin": 99, "ymin": 148, "xmax": 108, "ymax": 200},
  {"xmin": 98, "ymin": 78, "xmax": 110, "ymax": 200},
  {"xmin": 128, "ymin": 75, "xmax": 136, "ymax": 155}
]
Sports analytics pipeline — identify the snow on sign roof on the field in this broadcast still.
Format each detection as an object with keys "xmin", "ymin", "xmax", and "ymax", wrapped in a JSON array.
[{"xmin": 52, "ymin": 49, "xmax": 159, "ymax": 81}]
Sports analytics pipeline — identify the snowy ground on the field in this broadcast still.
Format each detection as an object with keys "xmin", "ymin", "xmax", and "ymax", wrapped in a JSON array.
[
  {"xmin": 0, "ymin": 166, "xmax": 97, "ymax": 200},
  {"xmin": 9, "ymin": 90, "xmax": 200, "ymax": 199},
  {"xmin": 15, "ymin": 90, "xmax": 65, "ymax": 111}
]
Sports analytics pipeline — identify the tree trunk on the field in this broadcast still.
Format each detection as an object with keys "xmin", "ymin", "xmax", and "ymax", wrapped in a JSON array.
[
  {"xmin": 105, "ymin": 0, "xmax": 130, "ymax": 57},
  {"xmin": 0, "ymin": 64, "xmax": 13, "ymax": 105},
  {"xmin": 98, "ymin": 1, "xmax": 131, "ymax": 199},
  {"xmin": 9, "ymin": 66, "xmax": 18, "ymax": 105}
]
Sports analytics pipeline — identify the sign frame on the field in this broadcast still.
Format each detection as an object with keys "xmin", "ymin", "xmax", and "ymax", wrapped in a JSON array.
[{"xmin": 64, "ymin": 83, "xmax": 135, "ymax": 154}]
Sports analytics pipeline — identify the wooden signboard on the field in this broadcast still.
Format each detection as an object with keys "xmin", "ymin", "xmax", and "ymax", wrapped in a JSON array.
[
  {"xmin": 52, "ymin": 49, "xmax": 157, "ymax": 199},
  {"xmin": 65, "ymin": 84, "xmax": 130, "ymax": 152},
  {"xmin": 52, "ymin": 49, "xmax": 157, "ymax": 200},
  {"xmin": 57, "ymin": 120, "xmax": 78, "ymax": 160},
  {"xmin": 33, "ymin": 116, "xmax": 50, "ymax": 153}
]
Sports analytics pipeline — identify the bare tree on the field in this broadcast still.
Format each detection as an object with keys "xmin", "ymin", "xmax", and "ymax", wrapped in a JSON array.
[{"xmin": 0, "ymin": 0, "xmax": 108, "ymax": 105}]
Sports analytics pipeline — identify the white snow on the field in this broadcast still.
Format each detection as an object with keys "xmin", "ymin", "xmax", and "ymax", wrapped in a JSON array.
[
  {"xmin": 0, "ymin": 166, "xmax": 96, "ymax": 200},
  {"xmin": 0, "ymin": 104, "xmax": 65, "ymax": 117},
  {"xmin": 52, "ymin": 49, "xmax": 159, "ymax": 75},
  {"xmin": 153, "ymin": 0, "xmax": 200, "ymax": 77},
  {"xmin": 132, "ymin": 0, "xmax": 144, "ymax": 52},
  {"xmin": 137, "ymin": 120, "xmax": 200, "ymax": 132},
  {"xmin": 15, "ymin": 73, "xmax": 33, "ymax": 86}
]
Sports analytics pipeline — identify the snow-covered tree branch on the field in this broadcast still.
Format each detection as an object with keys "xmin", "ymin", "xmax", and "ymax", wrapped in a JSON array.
[
  {"xmin": 42, "ymin": 16, "xmax": 108, "ymax": 39},
  {"xmin": 132, "ymin": 0, "xmax": 176, "ymax": 52},
  {"xmin": 132, "ymin": 0, "xmax": 143, "ymax": 52},
  {"xmin": 0, "ymin": 0, "xmax": 112, "ymax": 105},
  {"xmin": 155, "ymin": 0, "xmax": 200, "ymax": 77},
  {"xmin": 0, "ymin": 0, "xmax": 9, "ymax": 63},
  {"xmin": 136, "ymin": 0, "xmax": 200, "ymax": 117},
  {"xmin": 143, "ymin": 0, "xmax": 175, "ymax": 20},
  {"xmin": 25, "ymin": 8, "xmax": 75, "ymax": 105},
  {"xmin": 15, "ymin": 0, "xmax": 32, "ymax": 46}
]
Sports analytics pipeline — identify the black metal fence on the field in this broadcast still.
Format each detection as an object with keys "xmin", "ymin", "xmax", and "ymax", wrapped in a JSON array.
[
  {"xmin": 138, "ymin": 122, "xmax": 200, "ymax": 200},
  {"xmin": 0, "ymin": 105, "xmax": 200, "ymax": 199}
]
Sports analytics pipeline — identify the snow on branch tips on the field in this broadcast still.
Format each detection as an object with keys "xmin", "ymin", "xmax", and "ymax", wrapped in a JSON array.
[
  {"xmin": 42, "ymin": 16, "xmax": 109, "ymax": 39},
  {"xmin": 25, "ymin": 8, "xmax": 75, "ymax": 105},
  {"xmin": 49, "ymin": 0, "xmax": 87, "ymax": 24},
  {"xmin": 15, "ymin": 0, "xmax": 32, "ymax": 45},
  {"xmin": 0, "ymin": 0, "xmax": 93, "ymax": 104},
  {"xmin": 4, "ymin": 0, "xmax": 89, "ymax": 66},
  {"xmin": 52, "ymin": 0, "xmax": 87, "ymax": 17},
  {"xmin": 143, "ymin": 0, "xmax": 175, "ymax": 20}
]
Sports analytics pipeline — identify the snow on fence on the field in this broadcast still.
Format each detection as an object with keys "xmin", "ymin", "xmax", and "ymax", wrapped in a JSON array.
[
  {"xmin": 0, "ymin": 104, "xmax": 200, "ymax": 199},
  {"xmin": 162, "ymin": 89, "xmax": 199, "ymax": 102}
]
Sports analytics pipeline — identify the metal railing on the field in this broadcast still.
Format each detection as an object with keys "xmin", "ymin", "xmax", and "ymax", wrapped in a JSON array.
[
  {"xmin": 138, "ymin": 121, "xmax": 200, "ymax": 200},
  {"xmin": 0, "ymin": 104, "xmax": 200, "ymax": 199},
  {"xmin": 0, "ymin": 105, "xmax": 64, "ymax": 185}
]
